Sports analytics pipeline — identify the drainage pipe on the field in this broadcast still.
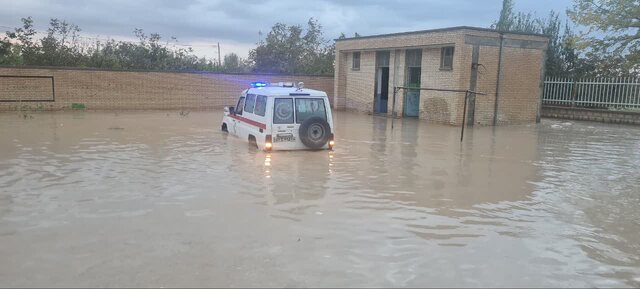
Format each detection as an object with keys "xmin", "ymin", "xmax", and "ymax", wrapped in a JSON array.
[{"xmin": 493, "ymin": 33, "xmax": 504, "ymax": 126}]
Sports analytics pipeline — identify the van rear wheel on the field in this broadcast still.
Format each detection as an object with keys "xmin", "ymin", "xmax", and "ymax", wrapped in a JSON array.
[
  {"xmin": 299, "ymin": 117, "xmax": 331, "ymax": 149},
  {"xmin": 248, "ymin": 135, "xmax": 258, "ymax": 149}
]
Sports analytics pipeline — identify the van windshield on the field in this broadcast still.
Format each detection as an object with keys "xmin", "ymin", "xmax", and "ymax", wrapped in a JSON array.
[{"xmin": 295, "ymin": 98, "xmax": 326, "ymax": 124}]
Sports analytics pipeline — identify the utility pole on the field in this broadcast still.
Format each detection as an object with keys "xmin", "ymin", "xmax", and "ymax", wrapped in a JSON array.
[{"xmin": 217, "ymin": 42, "xmax": 221, "ymax": 67}]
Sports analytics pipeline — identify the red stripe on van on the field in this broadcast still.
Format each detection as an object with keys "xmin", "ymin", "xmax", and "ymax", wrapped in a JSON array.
[{"xmin": 229, "ymin": 114, "xmax": 267, "ymax": 130}]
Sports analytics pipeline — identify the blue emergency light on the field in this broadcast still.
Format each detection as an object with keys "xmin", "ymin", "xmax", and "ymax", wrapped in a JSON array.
[{"xmin": 251, "ymin": 81, "xmax": 269, "ymax": 88}]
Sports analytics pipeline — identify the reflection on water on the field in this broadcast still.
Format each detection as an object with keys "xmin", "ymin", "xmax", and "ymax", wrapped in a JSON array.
[{"xmin": 0, "ymin": 111, "xmax": 639, "ymax": 287}]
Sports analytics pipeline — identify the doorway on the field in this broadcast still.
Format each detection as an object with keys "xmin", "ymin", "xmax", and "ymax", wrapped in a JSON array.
[
  {"xmin": 374, "ymin": 51, "xmax": 390, "ymax": 114},
  {"xmin": 404, "ymin": 49, "xmax": 422, "ymax": 117},
  {"xmin": 375, "ymin": 67, "xmax": 389, "ymax": 113}
]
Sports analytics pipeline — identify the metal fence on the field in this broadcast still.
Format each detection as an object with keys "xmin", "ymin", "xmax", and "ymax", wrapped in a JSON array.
[{"xmin": 542, "ymin": 77, "xmax": 640, "ymax": 109}]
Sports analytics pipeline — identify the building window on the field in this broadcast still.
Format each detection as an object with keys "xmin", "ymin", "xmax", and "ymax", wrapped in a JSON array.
[
  {"xmin": 405, "ymin": 49, "xmax": 422, "ymax": 87},
  {"xmin": 440, "ymin": 47, "xmax": 454, "ymax": 70},
  {"xmin": 352, "ymin": 52, "xmax": 360, "ymax": 70},
  {"xmin": 376, "ymin": 51, "xmax": 390, "ymax": 67},
  {"xmin": 405, "ymin": 49, "xmax": 422, "ymax": 68}
]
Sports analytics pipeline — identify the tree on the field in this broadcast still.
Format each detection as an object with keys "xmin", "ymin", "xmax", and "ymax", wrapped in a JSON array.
[
  {"xmin": 0, "ymin": 37, "xmax": 11, "ymax": 64},
  {"xmin": 1, "ymin": 16, "xmax": 228, "ymax": 72},
  {"xmin": 223, "ymin": 53, "xmax": 250, "ymax": 73},
  {"xmin": 249, "ymin": 18, "xmax": 334, "ymax": 74},
  {"xmin": 5, "ymin": 17, "xmax": 38, "ymax": 65},
  {"xmin": 491, "ymin": 0, "xmax": 539, "ymax": 33},
  {"xmin": 491, "ymin": 0, "xmax": 582, "ymax": 77},
  {"xmin": 568, "ymin": 0, "xmax": 640, "ymax": 75},
  {"xmin": 494, "ymin": 0, "xmax": 515, "ymax": 31},
  {"xmin": 38, "ymin": 18, "xmax": 84, "ymax": 66}
]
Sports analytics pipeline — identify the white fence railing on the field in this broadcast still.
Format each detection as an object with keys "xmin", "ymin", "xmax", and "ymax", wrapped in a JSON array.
[{"xmin": 542, "ymin": 77, "xmax": 640, "ymax": 109}]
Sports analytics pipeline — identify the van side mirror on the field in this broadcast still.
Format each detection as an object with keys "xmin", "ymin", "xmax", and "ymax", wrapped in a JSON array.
[{"xmin": 225, "ymin": 106, "xmax": 235, "ymax": 115}]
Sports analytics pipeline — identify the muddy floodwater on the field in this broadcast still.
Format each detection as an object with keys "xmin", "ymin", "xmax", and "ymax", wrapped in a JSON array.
[{"xmin": 0, "ymin": 110, "xmax": 639, "ymax": 287}]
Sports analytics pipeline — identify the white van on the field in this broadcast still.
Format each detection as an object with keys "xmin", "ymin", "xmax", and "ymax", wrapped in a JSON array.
[{"xmin": 221, "ymin": 82, "xmax": 335, "ymax": 151}]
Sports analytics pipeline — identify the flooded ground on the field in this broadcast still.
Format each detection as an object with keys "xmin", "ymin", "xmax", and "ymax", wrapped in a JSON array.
[{"xmin": 0, "ymin": 110, "xmax": 639, "ymax": 287}]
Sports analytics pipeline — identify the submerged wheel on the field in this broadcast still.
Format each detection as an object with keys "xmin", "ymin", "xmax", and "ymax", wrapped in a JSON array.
[
  {"xmin": 221, "ymin": 123, "xmax": 228, "ymax": 132},
  {"xmin": 299, "ymin": 117, "xmax": 331, "ymax": 149},
  {"xmin": 248, "ymin": 135, "xmax": 258, "ymax": 149}
]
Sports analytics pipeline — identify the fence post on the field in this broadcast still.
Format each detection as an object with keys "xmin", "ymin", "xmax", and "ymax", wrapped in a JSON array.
[{"xmin": 571, "ymin": 79, "xmax": 577, "ymax": 107}]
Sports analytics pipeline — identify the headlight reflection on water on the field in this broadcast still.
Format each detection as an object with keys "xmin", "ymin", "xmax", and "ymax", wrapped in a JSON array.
[{"xmin": 264, "ymin": 153, "xmax": 272, "ymax": 178}]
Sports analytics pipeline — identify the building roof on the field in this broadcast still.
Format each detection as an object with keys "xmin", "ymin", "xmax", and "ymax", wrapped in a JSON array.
[{"xmin": 335, "ymin": 26, "xmax": 548, "ymax": 42}]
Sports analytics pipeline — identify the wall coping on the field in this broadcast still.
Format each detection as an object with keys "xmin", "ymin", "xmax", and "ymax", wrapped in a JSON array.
[
  {"xmin": 543, "ymin": 105, "xmax": 640, "ymax": 116},
  {"xmin": 0, "ymin": 65, "xmax": 334, "ymax": 78},
  {"xmin": 335, "ymin": 26, "xmax": 549, "ymax": 42}
]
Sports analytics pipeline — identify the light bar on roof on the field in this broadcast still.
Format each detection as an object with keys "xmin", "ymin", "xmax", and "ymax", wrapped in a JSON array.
[{"xmin": 250, "ymin": 81, "xmax": 269, "ymax": 88}]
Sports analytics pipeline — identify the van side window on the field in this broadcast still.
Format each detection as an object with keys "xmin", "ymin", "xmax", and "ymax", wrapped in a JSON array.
[
  {"xmin": 295, "ymin": 98, "xmax": 326, "ymax": 123},
  {"xmin": 244, "ymin": 94, "xmax": 256, "ymax": 114},
  {"xmin": 273, "ymin": 98, "xmax": 294, "ymax": 124},
  {"xmin": 254, "ymin": 95, "xmax": 267, "ymax": 116},
  {"xmin": 235, "ymin": 96, "xmax": 245, "ymax": 115}
]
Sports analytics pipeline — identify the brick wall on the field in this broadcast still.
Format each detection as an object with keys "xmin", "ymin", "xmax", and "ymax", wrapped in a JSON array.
[
  {"xmin": 0, "ymin": 67, "xmax": 334, "ymax": 111},
  {"xmin": 468, "ymin": 41, "xmax": 545, "ymax": 125},
  {"xmin": 334, "ymin": 52, "xmax": 348, "ymax": 110},
  {"xmin": 420, "ymin": 45, "xmax": 464, "ymax": 124},
  {"xmin": 542, "ymin": 106, "xmax": 640, "ymax": 125},
  {"xmin": 0, "ymin": 76, "xmax": 54, "ymax": 101},
  {"xmin": 344, "ymin": 51, "xmax": 376, "ymax": 113}
]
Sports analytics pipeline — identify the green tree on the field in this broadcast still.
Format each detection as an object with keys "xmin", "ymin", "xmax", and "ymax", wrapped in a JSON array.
[
  {"xmin": 38, "ymin": 18, "xmax": 85, "ymax": 66},
  {"xmin": 249, "ymin": 18, "xmax": 333, "ymax": 74},
  {"xmin": 2, "ymin": 16, "xmax": 229, "ymax": 72},
  {"xmin": 494, "ymin": 0, "xmax": 515, "ymax": 31},
  {"xmin": 5, "ymin": 17, "xmax": 38, "ymax": 65},
  {"xmin": 492, "ymin": 0, "xmax": 539, "ymax": 33},
  {"xmin": 0, "ymin": 37, "xmax": 12, "ymax": 64},
  {"xmin": 223, "ymin": 52, "xmax": 250, "ymax": 73},
  {"xmin": 568, "ymin": 0, "xmax": 640, "ymax": 75},
  {"xmin": 491, "ymin": 0, "xmax": 582, "ymax": 77}
]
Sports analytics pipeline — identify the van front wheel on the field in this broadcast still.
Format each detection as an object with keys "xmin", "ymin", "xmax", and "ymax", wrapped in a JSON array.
[{"xmin": 299, "ymin": 117, "xmax": 331, "ymax": 149}]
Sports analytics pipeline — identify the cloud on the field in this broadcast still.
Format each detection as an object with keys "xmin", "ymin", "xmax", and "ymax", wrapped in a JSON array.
[{"xmin": 0, "ymin": 0, "xmax": 571, "ymax": 58}]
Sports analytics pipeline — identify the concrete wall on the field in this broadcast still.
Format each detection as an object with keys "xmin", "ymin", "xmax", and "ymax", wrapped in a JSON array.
[
  {"xmin": 542, "ymin": 106, "xmax": 640, "ymax": 125},
  {"xmin": 0, "ymin": 67, "xmax": 334, "ymax": 111},
  {"xmin": 334, "ymin": 27, "xmax": 548, "ymax": 125}
]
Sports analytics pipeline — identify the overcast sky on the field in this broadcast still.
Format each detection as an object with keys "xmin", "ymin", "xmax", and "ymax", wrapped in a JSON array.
[{"xmin": 1, "ymin": 0, "xmax": 572, "ymax": 60}]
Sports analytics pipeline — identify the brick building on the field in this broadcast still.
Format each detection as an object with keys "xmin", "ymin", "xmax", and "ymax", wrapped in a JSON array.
[{"xmin": 334, "ymin": 26, "xmax": 548, "ymax": 125}]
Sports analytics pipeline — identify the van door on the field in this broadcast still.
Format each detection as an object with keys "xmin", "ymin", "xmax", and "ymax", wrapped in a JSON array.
[
  {"xmin": 232, "ymin": 96, "xmax": 245, "ymax": 136},
  {"xmin": 294, "ymin": 97, "xmax": 331, "ymax": 149},
  {"xmin": 272, "ymin": 98, "xmax": 296, "ymax": 148},
  {"xmin": 240, "ymin": 94, "xmax": 258, "ymax": 144}
]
